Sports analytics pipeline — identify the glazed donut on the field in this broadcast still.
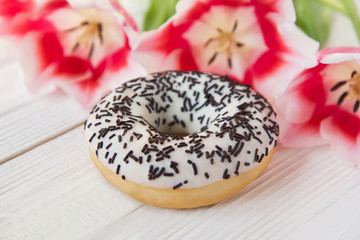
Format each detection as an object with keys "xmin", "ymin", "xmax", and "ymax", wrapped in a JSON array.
[{"xmin": 85, "ymin": 71, "xmax": 279, "ymax": 208}]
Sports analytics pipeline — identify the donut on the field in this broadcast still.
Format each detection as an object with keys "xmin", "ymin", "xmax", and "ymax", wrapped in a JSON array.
[{"xmin": 85, "ymin": 70, "xmax": 279, "ymax": 208}]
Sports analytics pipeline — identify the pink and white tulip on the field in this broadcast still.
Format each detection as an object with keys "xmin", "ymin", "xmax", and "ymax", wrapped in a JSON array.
[
  {"xmin": 277, "ymin": 47, "xmax": 360, "ymax": 166},
  {"xmin": 0, "ymin": 0, "xmax": 145, "ymax": 108},
  {"xmin": 135, "ymin": 0, "xmax": 319, "ymax": 104}
]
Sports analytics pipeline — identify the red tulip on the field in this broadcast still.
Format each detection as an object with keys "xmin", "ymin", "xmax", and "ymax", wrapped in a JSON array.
[
  {"xmin": 0, "ymin": 0, "xmax": 145, "ymax": 108},
  {"xmin": 277, "ymin": 47, "xmax": 360, "ymax": 165}
]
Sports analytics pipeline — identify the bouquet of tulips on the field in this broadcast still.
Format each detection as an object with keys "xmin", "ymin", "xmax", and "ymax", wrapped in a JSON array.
[{"xmin": 1, "ymin": 0, "xmax": 359, "ymax": 165}]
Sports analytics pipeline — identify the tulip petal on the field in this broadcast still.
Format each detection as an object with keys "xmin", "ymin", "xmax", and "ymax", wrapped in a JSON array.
[
  {"xmin": 46, "ymin": 7, "xmax": 128, "ymax": 67},
  {"xmin": 320, "ymin": 110, "xmax": 360, "ymax": 166},
  {"xmin": 58, "ymin": 55, "xmax": 146, "ymax": 108},
  {"xmin": 183, "ymin": 5, "xmax": 267, "ymax": 79},
  {"xmin": 278, "ymin": 112, "xmax": 326, "ymax": 148},
  {"xmin": 251, "ymin": 11, "xmax": 319, "ymax": 103},
  {"xmin": 0, "ymin": 0, "xmax": 35, "ymax": 18},
  {"xmin": 21, "ymin": 31, "xmax": 64, "ymax": 92},
  {"xmin": 317, "ymin": 47, "xmax": 360, "ymax": 64}
]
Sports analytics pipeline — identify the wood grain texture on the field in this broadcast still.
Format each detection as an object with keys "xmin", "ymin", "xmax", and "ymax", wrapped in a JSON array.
[
  {"xmin": 0, "ymin": 127, "xmax": 141, "ymax": 239},
  {"xmin": 1, "ymin": 126, "xmax": 359, "ymax": 240},
  {"xmin": 93, "ymin": 147, "xmax": 360, "ymax": 240},
  {"xmin": 0, "ymin": 61, "xmax": 88, "ymax": 164},
  {"xmin": 0, "ymin": 95, "xmax": 87, "ymax": 164},
  {"xmin": 1, "ymin": 2, "xmax": 360, "ymax": 238}
]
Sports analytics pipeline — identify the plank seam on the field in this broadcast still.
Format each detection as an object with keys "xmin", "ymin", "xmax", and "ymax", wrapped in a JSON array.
[{"xmin": 0, "ymin": 120, "xmax": 85, "ymax": 165}]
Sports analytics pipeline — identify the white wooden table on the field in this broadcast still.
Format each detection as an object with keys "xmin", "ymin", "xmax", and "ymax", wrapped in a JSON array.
[{"xmin": 1, "ymin": 2, "xmax": 360, "ymax": 239}]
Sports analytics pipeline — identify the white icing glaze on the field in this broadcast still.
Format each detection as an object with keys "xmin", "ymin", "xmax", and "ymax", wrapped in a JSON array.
[{"xmin": 85, "ymin": 71, "xmax": 278, "ymax": 189}]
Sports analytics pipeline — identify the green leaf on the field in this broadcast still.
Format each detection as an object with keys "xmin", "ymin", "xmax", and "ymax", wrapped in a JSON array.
[
  {"xmin": 294, "ymin": 0, "xmax": 333, "ymax": 48},
  {"xmin": 143, "ymin": 0, "xmax": 179, "ymax": 31}
]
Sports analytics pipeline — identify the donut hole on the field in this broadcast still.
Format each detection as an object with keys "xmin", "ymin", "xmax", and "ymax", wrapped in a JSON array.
[
  {"xmin": 156, "ymin": 125, "xmax": 190, "ymax": 137},
  {"xmin": 132, "ymin": 100, "xmax": 214, "ymax": 137},
  {"xmin": 144, "ymin": 111, "xmax": 206, "ymax": 137}
]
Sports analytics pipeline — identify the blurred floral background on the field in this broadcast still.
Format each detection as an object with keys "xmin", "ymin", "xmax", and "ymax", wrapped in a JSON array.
[{"xmin": 1, "ymin": 0, "xmax": 360, "ymax": 165}]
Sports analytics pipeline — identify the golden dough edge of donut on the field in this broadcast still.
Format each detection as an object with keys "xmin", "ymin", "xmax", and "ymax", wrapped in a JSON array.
[{"xmin": 89, "ymin": 147, "xmax": 275, "ymax": 209}]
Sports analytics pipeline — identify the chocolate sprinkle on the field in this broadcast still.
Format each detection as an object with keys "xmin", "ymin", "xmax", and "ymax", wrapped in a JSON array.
[{"xmin": 173, "ymin": 183, "xmax": 183, "ymax": 190}]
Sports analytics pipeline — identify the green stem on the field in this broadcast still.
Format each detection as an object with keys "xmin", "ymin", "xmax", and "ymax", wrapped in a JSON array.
[
  {"xmin": 315, "ymin": 0, "xmax": 347, "ymax": 15},
  {"xmin": 316, "ymin": 0, "xmax": 360, "ymax": 43},
  {"xmin": 342, "ymin": 0, "xmax": 360, "ymax": 43},
  {"xmin": 143, "ymin": 0, "xmax": 178, "ymax": 31}
]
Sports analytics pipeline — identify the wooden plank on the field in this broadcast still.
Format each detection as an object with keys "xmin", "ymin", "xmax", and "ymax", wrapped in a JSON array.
[
  {"xmin": 283, "ymin": 184, "xmax": 360, "ymax": 240},
  {"xmin": 1, "ymin": 125, "xmax": 359, "ymax": 239},
  {"xmin": 0, "ymin": 95, "xmax": 88, "ymax": 163},
  {"xmin": 91, "ymin": 147, "xmax": 360, "ymax": 240},
  {"xmin": 1, "ymin": 2, "xmax": 359, "ymax": 238},
  {"xmin": 0, "ymin": 126, "xmax": 142, "ymax": 239},
  {"xmin": 0, "ymin": 60, "xmax": 88, "ymax": 163}
]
